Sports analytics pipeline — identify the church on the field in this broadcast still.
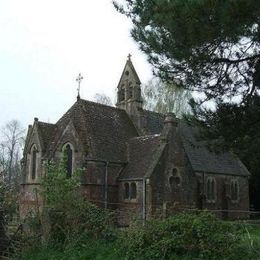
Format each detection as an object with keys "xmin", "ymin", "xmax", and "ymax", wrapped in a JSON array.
[{"xmin": 20, "ymin": 56, "xmax": 250, "ymax": 225}]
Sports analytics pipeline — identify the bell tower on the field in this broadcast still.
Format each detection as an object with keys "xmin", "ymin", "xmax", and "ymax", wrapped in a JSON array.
[{"xmin": 116, "ymin": 54, "xmax": 143, "ymax": 117}]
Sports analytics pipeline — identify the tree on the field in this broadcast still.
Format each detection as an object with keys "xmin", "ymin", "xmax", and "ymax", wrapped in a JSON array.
[
  {"xmin": 143, "ymin": 78, "xmax": 192, "ymax": 117},
  {"xmin": 114, "ymin": 0, "xmax": 260, "ymax": 103},
  {"xmin": 94, "ymin": 93, "xmax": 113, "ymax": 106},
  {"xmin": 0, "ymin": 120, "xmax": 25, "ymax": 184}
]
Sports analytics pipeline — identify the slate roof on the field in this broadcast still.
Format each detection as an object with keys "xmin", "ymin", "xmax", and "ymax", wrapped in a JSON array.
[
  {"xmin": 142, "ymin": 110, "xmax": 164, "ymax": 135},
  {"xmin": 119, "ymin": 118, "xmax": 249, "ymax": 179},
  {"xmin": 179, "ymin": 122, "xmax": 250, "ymax": 176},
  {"xmin": 119, "ymin": 135, "xmax": 166, "ymax": 180},
  {"xmin": 31, "ymin": 97, "xmax": 249, "ymax": 178},
  {"xmin": 46, "ymin": 99, "xmax": 139, "ymax": 162},
  {"xmin": 37, "ymin": 122, "xmax": 56, "ymax": 153}
]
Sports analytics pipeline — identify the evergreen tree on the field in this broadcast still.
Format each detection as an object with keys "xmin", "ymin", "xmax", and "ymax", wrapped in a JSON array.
[{"xmin": 114, "ymin": 0, "xmax": 260, "ymax": 103}]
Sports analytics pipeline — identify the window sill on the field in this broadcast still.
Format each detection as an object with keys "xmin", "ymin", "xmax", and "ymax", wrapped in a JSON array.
[
  {"xmin": 206, "ymin": 200, "xmax": 216, "ymax": 204},
  {"xmin": 123, "ymin": 198, "xmax": 138, "ymax": 203}
]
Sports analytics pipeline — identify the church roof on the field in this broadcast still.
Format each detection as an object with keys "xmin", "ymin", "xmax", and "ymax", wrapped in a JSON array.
[
  {"xmin": 32, "ymin": 97, "xmax": 249, "ymax": 178},
  {"xmin": 142, "ymin": 110, "xmax": 164, "ymax": 135},
  {"xmin": 46, "ymin": 99, "xmax": 139, "ymax": 162},
  {"xmin": 180, "ymin": 123, "xmax": 250, "ymax": 176},
  {"xmin": 119, "ymin": 135, "xmax": 165, "ymax": 180},
  {"xmin": 37, "ymin": 122, "xmax": 56, "ymax": 153},
  {"xmin": 119, "ymin": 114, "xmax": 249, "ymax": 180}
]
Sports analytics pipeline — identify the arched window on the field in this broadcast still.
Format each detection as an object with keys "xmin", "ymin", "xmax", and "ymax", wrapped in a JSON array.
[
  {"xmin": 130, "ymin": 182, "xmax": 137, "ymax": 199},
  {"xmin": 206, "ymin": 178, "xmax": 216, "ymax": 202},
  {"xmin": 64, "ymin": 144, "xmax": 73, "ymax": 178},
  {"xmin": 231, "ymin": 179, "xmax": 239, "ymax": 201},
  {"xmin": 119, "ymin": 87, "xmax": 125, "ymax": 102},
  {"xmin": 128, "ymin": 86, "xmax": 133, "ymax": 99},
  {"xmin": 169, "ymin": 168, "xmax": 181, "ymax": 190},
  {"xmin": 124, "ymin": 183, "xmax": 129, "ymax": 199},
  {"xmin": 31, "ymin": 145, "xmax": 37, "ymax": 180}
]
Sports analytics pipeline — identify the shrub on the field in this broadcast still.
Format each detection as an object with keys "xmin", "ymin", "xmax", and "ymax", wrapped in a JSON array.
[
  {"xmin": 27, "ymin": 161, "xmax": 115, "ymax": 246},
  {"xmin": 118, "ymin": 212, "xmax": 242, "ymax": 259}
]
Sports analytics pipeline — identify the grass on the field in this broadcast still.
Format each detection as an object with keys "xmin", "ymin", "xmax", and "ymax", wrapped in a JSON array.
[{"xmin": 16, "ymin": 239, "xmax": 120, "ymax": 260}]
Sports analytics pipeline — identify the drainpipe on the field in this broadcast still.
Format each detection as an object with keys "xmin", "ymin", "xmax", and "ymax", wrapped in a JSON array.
[
  {"xmin": 202, "ymin": 172, "xmax": 205, "ymax": 210},
  {"xmin": 85, "ymin": 158, "xmax": 126, "ymax": 209},
  {"xmin": 142, "ymin": 178, "xmax": 146, "ymax": 226},
  {"xmin": 104, "ymin": 162, "xmax": 109, "ymax": 209}
]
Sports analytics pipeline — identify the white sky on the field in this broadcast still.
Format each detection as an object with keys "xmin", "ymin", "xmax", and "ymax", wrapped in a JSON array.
[{"xmin": 0, "ymin": 0, "xmax": 153, "ymax": 130}]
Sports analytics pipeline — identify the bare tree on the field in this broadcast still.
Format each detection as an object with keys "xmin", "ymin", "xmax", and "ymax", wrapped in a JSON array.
[
  {"xmin": 94, "ymin": 93, "xmax": 113, "ymax": 106},
  {"xmin": 143, "ymin": 78, "xmax": 192, "ymax": 118},
  {"xmin": 0, "ymin": 120, "xmax": 25, "ymax": 184}
]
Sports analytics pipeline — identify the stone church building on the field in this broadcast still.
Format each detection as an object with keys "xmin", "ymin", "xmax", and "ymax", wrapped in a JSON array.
[{"xmin": 20, "ymin": 56, "xmax": 250, "ymax": 224}]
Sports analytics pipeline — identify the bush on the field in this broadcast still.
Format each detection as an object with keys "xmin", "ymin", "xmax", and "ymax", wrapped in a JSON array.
[
  {"xmin": 118, "ymin": 212, "xmax": 242, "ymax": 259},
  {"xmin": 27, "ymin": 162, "xmax": 115, "ymax": 246}
]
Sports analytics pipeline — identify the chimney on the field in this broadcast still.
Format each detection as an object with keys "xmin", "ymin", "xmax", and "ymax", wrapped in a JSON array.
[{"xmin": 161, "ymin": 113, "xmax": 178, "ymax": 140}]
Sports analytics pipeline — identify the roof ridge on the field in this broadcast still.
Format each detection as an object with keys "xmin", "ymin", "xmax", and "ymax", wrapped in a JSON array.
[
  {"xmin": 130, "ymin": 134, "xmax": 160, "ymax": 140},
  {"xmin": 78, "ymin": 98, "xmax": 126, "ymax": 112},
  {"xmin": 38, "ymin": 121, "xmax": 55, "ymax": 126},
  {"xmin": 143, "ymin": 109, "xmax": 165, "ymax": 117}
]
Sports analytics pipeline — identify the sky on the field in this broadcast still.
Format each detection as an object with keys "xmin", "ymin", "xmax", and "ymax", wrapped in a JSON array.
[{"xmin": 0, "ymin": 0, "xmax": 153, "ymax": 130}]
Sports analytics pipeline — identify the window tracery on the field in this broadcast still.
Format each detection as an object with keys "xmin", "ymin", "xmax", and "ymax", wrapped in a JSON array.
[
  {"xmin": 206, "ymin": 177, "xmax": 216, "ymax": 202},
  {"xmin": 63, "ymin": 143, "xmax": 73, "ymax": 178},
  {"xmin": 231, "ymin": 179, "xmax": 239, "ymax": 201}
]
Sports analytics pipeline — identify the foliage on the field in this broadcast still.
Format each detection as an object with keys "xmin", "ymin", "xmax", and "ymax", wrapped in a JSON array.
[
  {"xmin": 187, "ymin": 94, "xmax": 260, "ymax": 210},
  {"xmin": 94, "ymin": 93, "xmax": 113, "ymax": 106},
  {"xmin": 114, "ymin": 0, "xmax": 260, "ymax": 103},
  {"xmin": 15, "ymin": 237, "xmax": 119, "ymax": 260},
  {"xmin": 143, "ymin": 77, "xmax": 192, "ymax": 117},
  {"xmin": 38, "ymin": 162, "xmax": 115, "ymax": 244},
  {"xmin": 0, "ymin": 180, "xmax": 19, "ymax": 223},
  {"xmin": 0, "ymin": 120, "xmax": 25, "ymax": 184},
  {"xmin": 16, "ymin": 211, "xmax": 260, "ymax": 259},
  {"xmin": 117, "ymin": 212, "xmax": 242, "ymax": 259}
]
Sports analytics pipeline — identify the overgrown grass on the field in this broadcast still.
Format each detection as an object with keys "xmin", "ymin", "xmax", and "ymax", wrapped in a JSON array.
[
  {"xmin": 236, "ymin": 223, "xmax": 260, "ymax": 259},
  {"xmin": 14, "ymin": 219, "xmax": 260, "ymax": 260},
  {"xmin": 15, "ymin": 238, "xmax": 120, "ymax": 260}
]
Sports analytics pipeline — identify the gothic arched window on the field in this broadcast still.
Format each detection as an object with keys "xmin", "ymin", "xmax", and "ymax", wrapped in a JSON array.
[
  {"xmin": 31, "ymin": 145, "xmax": 37, "ymax": 180},
  {"xmin": 206, "ymin": 178, "xmax": 216, "ymax": 202},
  {"xmin": 169, "ymin": 168, "xmax": 181, "ymax": 190},
  {"xmin": 231, "ymin": 179, "xmax": 239, "ymax": 201},
  {"xmin": 64, "ymin": 144, "xmax": 73, "ymax": 178},
  {"xmin": 129, "ymin": 86, "xmax": 133, "ymax": 99},
  {"xmin": 124, "ymin": 183, "xmax": 129, "ymax": 199},
  {"xmin": 130, "ymin": 182, "xmax": 137, "ymax": 199},
  {"xmin": 119, "ymin": 86, "xmax": 125, "ymax": 102}
]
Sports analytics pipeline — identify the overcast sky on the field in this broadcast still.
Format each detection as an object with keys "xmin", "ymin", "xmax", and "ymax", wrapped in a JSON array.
[{"xmin": 0, "ymin": 0, "xmax": 153, "ymax": 130}]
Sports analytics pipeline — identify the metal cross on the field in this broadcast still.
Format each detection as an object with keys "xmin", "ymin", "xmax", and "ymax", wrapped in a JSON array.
[
  {"xmin": 127, "ymin": 53, "xmax": 132, "ymax": 60},
  {"xmin": 76, "ymin": 73, "xmax": 83, "ymax": 100}
]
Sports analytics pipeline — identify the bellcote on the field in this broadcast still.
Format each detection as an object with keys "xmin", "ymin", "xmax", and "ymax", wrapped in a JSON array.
[{"xmin": 116, "ymin": 55, "xmax": 143, "ymax": 113}]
